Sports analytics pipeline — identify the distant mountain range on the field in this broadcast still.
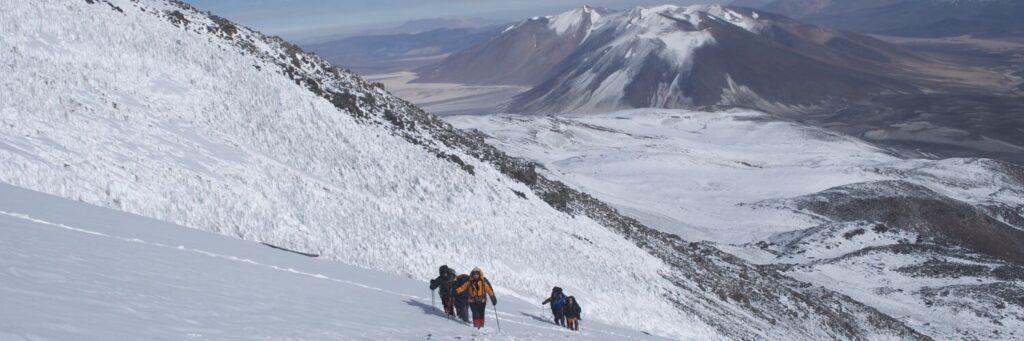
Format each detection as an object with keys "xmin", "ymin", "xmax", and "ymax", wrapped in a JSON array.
[
  {"xmin": 362, "ymin": 17, "xmax": 508, "ymax": 36},
  {"xmin": 418, "ymin": 5, "xmax": 933, "ymax": 113},
  {"xmin": 416, "ymin": 4, "xmax": 1024, "ymax": 164},
  {"xmin": 303, "ymin": 26, "xmax": 505, "ymax": 74},
  {"xmin": 735, "ymin": 0, "xmax": 1024, "ymax": 38}
]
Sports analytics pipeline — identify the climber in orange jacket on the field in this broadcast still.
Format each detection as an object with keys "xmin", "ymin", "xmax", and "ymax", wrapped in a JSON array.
[{"xmin": 455, "ymin": 267, "xmax": 497, "ymax": 329}]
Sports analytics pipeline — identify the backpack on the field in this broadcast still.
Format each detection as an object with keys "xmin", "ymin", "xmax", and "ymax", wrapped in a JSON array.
[
  {"xmin": 465, "ymin": 278, "xmax": 493, "ymax": 302},
  {"xmin": 453, "ymin": 275, "xmax": 470, "ymax": 300},
  {"xmin": 552, "ymin": 291, "xmax": 567, "ymax": 310}
]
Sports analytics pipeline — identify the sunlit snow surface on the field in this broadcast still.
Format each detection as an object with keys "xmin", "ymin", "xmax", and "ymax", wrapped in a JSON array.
[
  {"xmin": 0, "ymin": 183, "xmax": 665, "ymax": 340},
  {"xmin": 0, "ymin": 0, "xmax": 720, "ymax": 338}
]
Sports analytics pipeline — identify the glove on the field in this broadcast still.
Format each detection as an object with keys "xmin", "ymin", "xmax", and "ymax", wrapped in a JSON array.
[{"xmin": 491, "ymin": 297, "xmax": 497, "ymax": 305}]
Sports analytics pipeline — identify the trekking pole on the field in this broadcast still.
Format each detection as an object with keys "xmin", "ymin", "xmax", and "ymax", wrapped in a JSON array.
[
  {"xmin": 492, "ymin": 302, "xmax": 501, "ymax": 332},
  {"xmin": 431, "ymin": 289, "xmax": 437, "ymax": 313}
]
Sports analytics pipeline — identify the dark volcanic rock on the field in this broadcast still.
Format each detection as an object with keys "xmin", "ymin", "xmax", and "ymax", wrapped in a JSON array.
[
  {"xmin": 793, "ymin": 180, "xmax": 1024, "ymax": 263},
  {"xmin": 897, "ymin": 259, "xmax": 993, "ymax": 279}
]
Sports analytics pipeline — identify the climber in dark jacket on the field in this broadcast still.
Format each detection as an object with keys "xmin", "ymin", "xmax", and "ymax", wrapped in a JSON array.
[
  {"xmin": 452, "ymin": 273, "xmax": 471, "ymax": 322},
  {"xmin": 564, "ymin": 296, "xmax": 582, "ymax": 331},
  {"xmin": 540, "ymin": 286, "xmax": 567, "ymax": 327},
  {"xmin": 429, "ymin": 265, "xmax": 457, "ymax": 316}
]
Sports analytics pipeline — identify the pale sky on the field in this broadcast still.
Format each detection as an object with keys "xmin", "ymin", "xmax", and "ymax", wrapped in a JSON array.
[{"xmin": 184, "ymin": 0, "xmax": 726, "ymax": 41}]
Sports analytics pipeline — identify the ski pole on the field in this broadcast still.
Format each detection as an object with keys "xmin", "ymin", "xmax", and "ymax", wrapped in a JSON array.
[
  {"xmin": 431, "ymin": 289, "xmax": 437, "ymax": 313},
  {"xmin": 492, "ymin": 302, "xmax": 501, "ymax": 332}
]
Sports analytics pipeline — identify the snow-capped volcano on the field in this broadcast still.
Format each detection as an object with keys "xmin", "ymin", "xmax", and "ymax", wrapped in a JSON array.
[
  {"xmin": 511, "ymin": 5, "xmax": 770, "ymax": 113},
  {"xmin": 546, "ymin": 4, "xmax": 608, "ymax": 36},
  {"xmin": 419, "ymin": 4, "xmax": 930, "ymax": 114},
  {"xmin": 413, "ymin": 5, "xmax": 612, "ymax": 86},
  {"xmin": 0, "ymin": 0, "xmax": 930, "ymax": 339}
]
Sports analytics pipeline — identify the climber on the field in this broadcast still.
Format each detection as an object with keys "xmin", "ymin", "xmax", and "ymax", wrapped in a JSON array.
[
  {"xmin": 455, "ymin": 267, "xmax": 497, "ymax": 329},
  {"xmin": 564, "ymin": 296, "xmax": 582, "ymax": 331},
  {"xmin": 541, "ymin": 286, "xmax": 567, "ymax": 327},
  {"xmin": 452, "ymin": 273, "xmax": 471, "ymax": 322},
  {"xmin": 429, "ymin": 265, "xmax": 457, "ymax": 316}
]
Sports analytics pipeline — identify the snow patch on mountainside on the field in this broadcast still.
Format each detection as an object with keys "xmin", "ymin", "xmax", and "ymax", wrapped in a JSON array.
[
  {"xmin": 693, "ymin": 5, "xmax": 764, "ymax": 32},
  {"xmin": 627, "ymin": 8, "xmax": 716, "ymax": 66},
  {"xmin": 547, "ymin": 5, "xmax": 605, "ymax": 35}
]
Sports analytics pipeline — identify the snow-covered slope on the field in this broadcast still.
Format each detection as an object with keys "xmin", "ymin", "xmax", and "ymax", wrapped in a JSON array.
[
  {"xmin": 448, "ymin": 109, "xmax": 1024, "ymax": 339},
  {"xmin": 0, "ymin": 0, "xmax": 929, "ymax": 339},
  {"xmin": 0, "ymin": 183, "xmax": 662, "ymax": 340}
]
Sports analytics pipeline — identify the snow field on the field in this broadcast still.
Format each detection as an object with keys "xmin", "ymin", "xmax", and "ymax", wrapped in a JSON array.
[{"xmin": 447, "ymin": 109, "xmax": 1022, "ymax": 244}]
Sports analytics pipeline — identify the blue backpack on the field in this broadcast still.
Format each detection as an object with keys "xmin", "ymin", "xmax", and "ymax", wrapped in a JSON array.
[{"xmin": 552, "ymin": 292, "xmax": 567, "ymax": 310}]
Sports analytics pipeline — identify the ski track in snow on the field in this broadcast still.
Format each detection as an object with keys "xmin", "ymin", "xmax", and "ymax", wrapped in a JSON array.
[
  {"xmin": 0, "ymin": 184, "xmax": 662, "ymax": 340},
  {"xmin": 0, "ymin": 210, "xmax": 417, "ymax": 299}
]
